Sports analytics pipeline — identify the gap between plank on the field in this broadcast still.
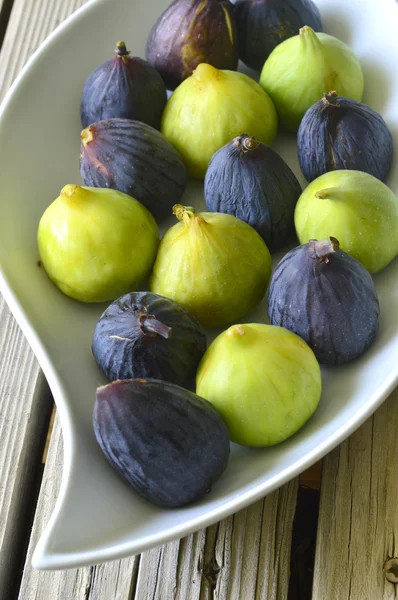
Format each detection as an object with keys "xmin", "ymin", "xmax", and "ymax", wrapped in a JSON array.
[
  {"xmin": 0, "ymin": 373, "xmax": 54, "ymax": 600},
  {"xmin": 0, "ymin": 0, "xmax": 15, "ymax": 50},
  {"xmin": 288, "ymin": 485, "xmax": 321, "ymax": 600}
]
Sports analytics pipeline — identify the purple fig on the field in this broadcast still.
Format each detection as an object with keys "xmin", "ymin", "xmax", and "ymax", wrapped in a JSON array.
[
  {"xmin": 205, "ymin": 135, "xmax": 302, "ymax": 252},
  {"xmin": 268, "ymin": 237, "xmax": 380, "ymax": 365},
  {"xmin": 81, "ymin": 41, "xmax": 167, "ymax": 129},
  {"xmin": 234, "ymin": 0, "xmax": 322, "ymax": 71},
  {"xmin": 93, "ymin": 379, "xmax": 230, "ymax": 507},
  {"xmin": 146, "ymin": 0, "xmax": 238, "ymax": 90},
  {"xmin": 80, "ymin": 119, "xmax": 188, "ymax": 223},
  {"xmin": 92, "ymin": 292, "xmax": 207, "ymax": 390}
]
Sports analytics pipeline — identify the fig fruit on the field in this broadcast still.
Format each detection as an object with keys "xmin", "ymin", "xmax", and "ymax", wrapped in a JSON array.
[
  {"xmin": 196, "ymin": 324, "xmax": 321, "ymax": 446},
  {"xmin": 145, "ymin": 0, "xmax": 238, "ymax": 91},
  {"xmin": 93, "ymin": 379, "xmax": 230, "ymax": 507},
  {"xmin": 297, "ymin": 91, "xmax": 393, "ymax": 182},
  {"xmin": 80, "ymin": 119, "xmax": 188, "ymax": 222},
  {"xmin": 80, "ymin": 41, "xmax": 167, "ymax": 129},
  {"xmin": 294, "ymin": 170, "xmax": 398, "ymax": 274},
  {"xmin": 204, "ymin": 134, "xmax": 302, "ymax": 252},
  {"xmin": 92, "ymin": 292, "xmax": 207, "ymax": 390},
  {"xmin": 150, "ymin": 205, "xmax": 272, "ymax": 327},
  {"xmin": 268, "ymin": 238, "xmax": 380, "ymax": 365},
  {"xmin": 37, "ymin": 185, "xmax": 159, "ymax": 302},
  {"xmin": 234, "ymin": 0, "xmax": 322, "ymax": 71},
  {"xmin": 260, "ymin": 26, "xmax": 364, "ymax": 131},
  {"xmin": 161, "ymin": 63, "xmax": 278, "ymax": 178}
]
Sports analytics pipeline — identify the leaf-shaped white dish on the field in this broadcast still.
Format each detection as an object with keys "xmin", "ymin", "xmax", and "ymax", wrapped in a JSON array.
[{"xmin": 0, "ymin": 0, "xmax": 397, "ymax": 570}]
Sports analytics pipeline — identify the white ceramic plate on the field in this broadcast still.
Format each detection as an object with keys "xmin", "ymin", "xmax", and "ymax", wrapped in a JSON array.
[{"xmin": 0, "ymin": 0, "xmax": 397, "ymax": 571}]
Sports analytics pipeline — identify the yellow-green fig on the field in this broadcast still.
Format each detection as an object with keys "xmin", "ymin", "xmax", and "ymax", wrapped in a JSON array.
[
  {"xmin": 38, "ymin": 185, "xmax": 159, "ymax": 302},
  {"xmin": 150, "ymin": 205, "xmax": 272, "ymax": 327},
  {"xmin": 294, "ymin": 170, "xmax": 398, "ymax": 274},
  {"xmin": 161, "ymin": 63, "xmax": 278, "ymax": 178},
  {"xmin": 260, "ymin": 26, "xmax": 364, "ymax": 131},
  {"xmin": 196, "ymin": 324, "xmax": 322, "ymax": 446}
]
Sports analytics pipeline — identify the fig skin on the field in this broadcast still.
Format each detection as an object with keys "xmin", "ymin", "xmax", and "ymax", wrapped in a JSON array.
[
  {"xmin": 145, "ymin": 0, "xmax": 238, "ymax": 91},
  {"xmin": 37, "ymin": 185, "xmax": 159, "ymax": 303},
  {"xmin": 93, "ymin": 379, "xmax": 230, "ymax": 508},
  {"xmin": 81, "ymin": 41, "xmax": 167, "ymax": 129},
  {"xmin": 80, "ymin": 119, "xmax": 188, "ymax": 223},
  {"xmin": 196, "ymin": 324, "xmax": 321, "ymax": 447},
  {"xmin": 150, "ymin": 205, "xmax": 272, "ymax": 327},
  {"xmin": 234, "ymin": 0, "xmax": 322, "ymax": 71},
  {"xmin": 294, "ymin": 170, "xmax": 398, "ymax": 274},
  {"xmin": 260, "ymin": 26, "xmax": 364, "ymax": 131},
  {"xmin": 92, "ymin": 292, "xmax": 207, "ymax": 390},
  {"xmin": 204, "ymin": 134, "xmax": 302, "ymax": 252},
  {"xmin": 297, "ymin": 92, "xmax": 393, "ymax": 182},
  {"xmin": 268, "ymin": 238, "xmax": 380, "ymax": 365},
  {"xmin": 161, "ymin": 63, "xmax": 278, "ymax": 178}
]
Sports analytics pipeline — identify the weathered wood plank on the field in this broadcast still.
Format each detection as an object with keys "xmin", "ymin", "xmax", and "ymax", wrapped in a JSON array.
[
  {"xmin": 18, "ymin": 415, "xmax": 141, "ymax": 600},
  {"xmin": 21, "ymin": 410, "xmax": 298, "ymax": 600},
  {"xmin": 0, "ymin": 301, "xmax": 53, "ymax": 600},
  {"xmin": 0, "ymin": 0, "xmax": 86, "ymax": 100},
  {"xmin": 0, "ymin": 1, "xmax": 89, "ymax": 598},
  {"xmin": 133, "ymin": 480, "xmax": 298, "ymax": 600},
  {"xmin": 0, "ymin": 0, "xmax": 15, "ymax": 50},
  {"xmin": 313, "ymin": 389, "xmax": 398, "ymax": 600}
]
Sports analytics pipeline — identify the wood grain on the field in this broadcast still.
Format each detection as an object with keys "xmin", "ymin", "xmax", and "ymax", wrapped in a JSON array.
[
  {"xmin": 313, "ymin": 389, "xmax": 398, "ymax": 600},
  {"xmin": 0, "ymin": 300, "xmax": 53, "ymax": 599},
  {"xmin": 19, "ymin": 416, "xmax": 141, "ymax": 600},
  {"xmin": 20, "ymin": 412, "xmax": 298, "ymax": 600},
  {"xmin": 0, "ymin": 0, "xmax": 87, "ymax": 101},
  {"xmin": 0, "ymin": 0, "xmax": 89, "ymax": 598},
  {"xmin": 0, "ymin": 0, "xmax": 15, "ymax": 50},
  {"xmin": 132, "ymin": 480, "xmax": 298, "ymax": 600}
]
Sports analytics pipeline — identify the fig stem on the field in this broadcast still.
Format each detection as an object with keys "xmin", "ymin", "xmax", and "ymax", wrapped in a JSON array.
[
  {"xmin": 60, "ymin": 184, "xmax": 92, "ymax": 202},
  {"xmin": 323, "ymin": 91, "xmax": 340, "ymax": 107},
  {"xmin": 172, "ymin": 204, "xmax": 206, "ymax": 228},
  {"xmin": 140, "ymin": 315, "xmax": 172, "ymax": 339},
  {"xmin": 81, "ymin": 126, "xmax": 95, "ymax": 145},
  {"xmin": 315, "ymin": 189, "xmax": 331, "ymax": 199},
  {"xmin": 242, "ymin": 136, "xmax": 258, "ymax": 152},
  {"xmin": 310, "ymin": 237, "xmax": 340, "ymax": 263},
  {"xmin": 173, "ymin": 204, "xmax": 194, "ymax": 221},
  {"xmin": 299, "ymin": 25, "xmax": 315, "ymax": 36},
  {"xmin": 115, "ymin": 41, "xmax": 130, "ymax": 57},
  {"xmin": 228, "ymin": 325, "xmax": 245, "ymax": 337}
]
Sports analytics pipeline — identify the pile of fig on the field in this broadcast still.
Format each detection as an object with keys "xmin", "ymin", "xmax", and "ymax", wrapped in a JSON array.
[{"xmin": 35, "ymin": 0, "xmax": 397, "ymax": 509}]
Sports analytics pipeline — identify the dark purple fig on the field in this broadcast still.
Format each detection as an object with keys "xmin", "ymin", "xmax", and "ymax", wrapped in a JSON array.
[
  {"xmin": 234, "ymin": 0, "xmax": 322, "ymax": 71},
  {"xmin": 80, "ymin": 41, "xmax": 167, "ymax": 130},
  {"xmin": 80, "ymin": 119, "xmax": 188, "ymax": 222},
  {"xmin": 268, "ymin": 237, "xmax": 380, "ymax": 365},
  {"xmin": 93, "ymin": 379, "xmax": 230, "ymax": 507},
  {"xmin": 145, "ymin": 0, "xmax": 238, "ymax": 91},
  {"xmin": 92, "ymin": 292, "xmax": 207, "ymax": 390},
  {"xmin": 297, "ymin": 92, "xmax": 394, "ymax": 182},
  {"xmin": 204, "ymin": 134, "xmax": 302, "ymax": 252}
]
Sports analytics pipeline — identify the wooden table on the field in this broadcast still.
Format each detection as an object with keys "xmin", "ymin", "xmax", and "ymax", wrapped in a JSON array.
[{"xmin": 0, "ymin": 1, "xmax": 397, "ymax": 598}]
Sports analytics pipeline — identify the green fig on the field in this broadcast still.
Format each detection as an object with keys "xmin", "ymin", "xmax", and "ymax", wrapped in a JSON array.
[
  {"xmin": 38, "ymin": 185, "xmax": 159, "ymax": 302},
  {"xmin": 294, "ymin": 170, "xmax": 398, "ymax": 274},
  {"xmin": 161, "ymin": 63, "xmax": 278, "ymax": 178},
  {"xmin": 196, "ymin": 324, "xmax": 322, "ymax": 447},
  {"xmin": 150, "ymin": 205, "xmax": 272, "ymax": 327},
  {"xmin": 260, "ymin": 26, "xmax": 364, "ymax": 131}
]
